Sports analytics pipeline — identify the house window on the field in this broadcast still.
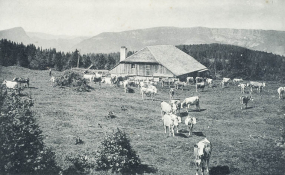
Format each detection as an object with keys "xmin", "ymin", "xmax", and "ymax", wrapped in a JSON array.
[
  {"xmin": 145, "ymin": 65, "xmax": 151, "ymax": 76},
  {"xmin": 131, "ymin": 64, "xmax": 135, "ymax": 68}
]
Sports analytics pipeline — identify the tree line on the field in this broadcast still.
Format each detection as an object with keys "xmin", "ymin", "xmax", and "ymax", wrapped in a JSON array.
[
  {"xmin": 1, "ymin": 39, "xmax": 285, "ymax": 81},
  {"xmin": 177, "ymin": 44, "xmax": 285, "ymax": 80}
]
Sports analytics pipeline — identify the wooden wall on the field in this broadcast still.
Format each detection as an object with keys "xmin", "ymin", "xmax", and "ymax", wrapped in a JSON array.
[{"xmin": 110, "ymin": 63, "xmax": 173, "ymax": 77}]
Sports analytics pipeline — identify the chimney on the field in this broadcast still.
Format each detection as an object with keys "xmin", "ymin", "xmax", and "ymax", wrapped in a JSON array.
[{"xmin": 120, "ymin": 46, "xmax": 127, "ymax": 62}]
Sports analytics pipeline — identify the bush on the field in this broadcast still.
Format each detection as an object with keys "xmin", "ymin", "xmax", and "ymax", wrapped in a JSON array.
[
  {"xmin": 63, "ymin": 154, "xmax": 96, "ymax": 175},
  {"xmin": 54, "ymin": 70, "xmax": 91, "ymax": 92},
  {"xmin": 95, "ymin": 128, "xmax": 141, "ymax": 174},
  {"xmin": 0, "ymin": 91, "xmax": 61, "ymax": 174}
]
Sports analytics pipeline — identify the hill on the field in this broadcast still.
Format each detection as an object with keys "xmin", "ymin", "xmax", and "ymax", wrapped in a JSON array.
[
  {"xmin": 74, "ymin": 27, "xmax": 285, "ymax": 55},
  {"xmin": 0, "ymin": 27, "xmax": 89, "ymax": 52}
]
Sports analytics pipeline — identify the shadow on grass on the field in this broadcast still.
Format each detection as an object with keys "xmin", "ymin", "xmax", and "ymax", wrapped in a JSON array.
[
  {"xmin": 209, "ymin": 165, "xmax": 230, "ymax": 175},
  {"xmin": 244, "ymin": 106, "xmax": 254, "ymax": 110},
  {"xmin": 175, "ymin": 132, "xmax": 189, "ymax": 138},
  {"xmin": 189, "ymin": 109, "xmax": 206, "ymax": 112},
  {"xmin": 192, "ymin": 132, "xmax": 205, "ymax": 137},
  {"xmin": 132, "ymin": 164, "xmax": 158, "ymax": 174},
  {"xmin": 26, "ymin": 86, "xmax": 38, "ymax": 89}
]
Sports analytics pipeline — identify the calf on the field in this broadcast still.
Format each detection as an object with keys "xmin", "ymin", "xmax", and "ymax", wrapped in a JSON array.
[
  {"xmin": 196, "ymin": 82, "xmax": 205, "ymax": 92},
  {"xmin": 220, "ymin": 78, "xmax": 231, "ymax": 88},
  {"xmin": 174, "ymin": 80, "xmax": 187, "ymax": 90},
  {"xmin": 194, "ymin": 138, "xmax": 212, "ymax": 175},
  {"xmin": 277, "ymin": 87, "xmax": 285, "ymax": 99},
  {"xmin": 185, "ymin": 115, "xmax": 196, "ymax": 136},
  {"xmin": 187, "ymin": 77, "xmax": 194, "ymax": 84},
  {"xmin": 181, "ymin": 96, "xmax": 200, "ymax": 112},
  {"xmin": 240, "ymin": 96, "xmax": 253, "ymax": 109},
  {"xmin": 160, "ymin": 101, "xmax": 173, "ymax": 118}
]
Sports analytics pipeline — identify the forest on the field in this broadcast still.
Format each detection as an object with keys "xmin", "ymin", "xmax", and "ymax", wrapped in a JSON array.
[{"xmin": 1, "ymin": 39, "xmax": 285, "ymax": 81}]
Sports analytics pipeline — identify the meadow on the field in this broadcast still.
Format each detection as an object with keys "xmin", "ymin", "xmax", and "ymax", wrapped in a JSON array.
[{"xmin": 1, "ymin": 66, "xmax": 285, "ymax": 175}]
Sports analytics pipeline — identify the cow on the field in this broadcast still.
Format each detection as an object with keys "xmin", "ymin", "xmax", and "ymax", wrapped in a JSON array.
[
  {"xmin": 93, "ymin": 77, "xmax": 102, "ymax": 88},
  {"xmin": 240, "ymin": 96, "xmax": 253, "ymax": 109},
  {"xmin": 13, "ymin": 77, "xmax": 29, "ymax": 87},
  {"xmin": 220, "ymin": 78, "xmax": 231, "ymax": 88},
  {"xmin": 83, "ymin": 74, "xmax": 95, "ymax": 82},
  {"xmin": 187, "ymin": 77, "xmax": 194, "ymax": 84},
  {"xmin": 123, "ymin": 80, "xmax": 134, "ymax": 93},
  {"xmin": 50, "ymin": 76, "xmax": 57, "ymax": 87},
  {"xmin": 205, "ymin": 78, "xmax": 213, "ymax": 87},
  {"xmin": 170, "ymin": 99, "xmax": 181, "ymax": 115},
  {"xmin": 101, "ymin": 77, "xmax": 113, "ymax": 86},
  {"xmin": 160, "ymin": 101, "xmax": 173, "ymax": 118},
  {"xmin": 181, "ymin": 96, "xmax": 200, "ymax": 112},
  {"xmin": 195, "ymin": 77, "xmax": 204, "ymax": 83},
  {"xmin": 233, "ymin": 78, "xmax": 243, "ymax": 84},
  {"xmin": 141, "ymin": 86, "xmax": 157, "ymax": 101},
  {"xmin": 196, "ymin": 82, "xmax": 205, "ymax": 92},
  {"xmin": 2, "ymin": 80, "xmax": 18, "ymax": 90},
  {"xmin": 162, "ymin": 114, "xmax": 181, "ymax": 137},
  {"xmin": 174, "ymin": 80, "xmax": 187, "ymax": 90},
  {"xmin": 169, "ymin": 88, "xmax": 175, "ymax": 100},
  {"xmin": 184, "ymin": 115, "xmax": 196, "ymax": 136},
  {"xmin": 247, "ymin": 81, "xmax": 265, "ymax": 93},
  {"xmin": 238, "ymin": 83, "xmax": 247, "ymax": 93},
  {"xmin": 194, "ymin": 138, "xmax": 212, "ymax": 175},
  {"xmin": 277, "ymin": 87, "xmax": 285, "ymax": 99}
]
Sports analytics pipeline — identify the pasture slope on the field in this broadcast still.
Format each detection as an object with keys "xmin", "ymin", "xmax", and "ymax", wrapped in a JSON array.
[{"xmin": 1, "ymin": 66, "xmax": 285, "ymax": 175}]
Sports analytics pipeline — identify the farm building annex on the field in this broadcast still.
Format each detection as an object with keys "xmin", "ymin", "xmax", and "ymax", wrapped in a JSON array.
[{"xmin": 110, "ymin": 45, "xmax": 209, "ymax": 80}]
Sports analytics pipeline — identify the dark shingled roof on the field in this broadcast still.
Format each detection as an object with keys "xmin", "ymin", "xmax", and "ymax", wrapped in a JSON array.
[{"xmin": 120, "ymin": 45, "xmax": 207, "ymax": 76}]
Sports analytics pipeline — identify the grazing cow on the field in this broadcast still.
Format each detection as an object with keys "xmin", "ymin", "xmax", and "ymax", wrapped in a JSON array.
[
  {"xmin": 181, "ymin": 96, "xmax": 200, "ymax": 112},
  {"xmin": 160, "ymin": 101, "xmax": 173, "ymax": 118},
  {"xmin": 196, "ymin": 82, "xmax": 205, "ymax": 92},
  {"xmin": 238, "ymin": 83, "xmax": 247, "ymax": 93},
  {"xmin": 194, "ymin": 138, "xmax": 212, "ymax": 175},
  {"xmin": 185, "ymin": 115, "xmax": 196, "ymax": 136},
  {"xmin": 277, "ymin": 87, "xmax": 285, "ymax": 99},
  {"xmin": 187, "ymin": 77, "xmax": 194, "ymax": 84},
  {"xmin": 13, "ymin": 77, "xmax": 29, "ymax": 87},
  {"xmin": 169, "ymin": 88, "xmax": 175, "ymax": 100},
  {"xmin": 162, "ymin": 114, "xmax": 181, "ymax": 137},
  {"xmin": 170, "ymin": 99, "xmax": 181, "ymax": 115},
  {"xmin": 240, "ymin": 96, "xmax": 253, "ymax": 109},
  {"xmin": 141, "ymin": 86, "xmax": 157, "ymax": 101},
  {"xmin": 247, "ymin": 81, "xmax": 265, "ymax": 93},
  {"xmin": 2, "ymin": 80, "xmax": 18, "ymax": 90},
  {"xmin": 221, "ymin": 78, "xmax": 231, "ymax": 88},
  {"xmin": 174, "ymin": 80, "xmax": 187, "ymax": 90},
  {"xmin": 83, "ymin": 74, "xmax": 95, "ymax": 82},
  {"xmin": 233, "ymin": 78, "xmax": 243, "ymax": 84}
]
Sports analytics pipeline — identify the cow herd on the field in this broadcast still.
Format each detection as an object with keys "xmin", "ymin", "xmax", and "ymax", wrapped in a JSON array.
[{"xmin": 2, "ymin": 72, "xmax": 285, "ymax": 175}]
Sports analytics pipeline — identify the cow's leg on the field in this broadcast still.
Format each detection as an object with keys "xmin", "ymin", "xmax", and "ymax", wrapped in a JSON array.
[
  {"xmin": 164, "ymin": 126, "xmax": 167, "ymax": 134},
  {"xmin": 206, "ymin": 158, "xmax": 210, "ymax": 173},
  {"xmin": 171, "ymin": 126, "xmax": 174, "ymax": 136}
]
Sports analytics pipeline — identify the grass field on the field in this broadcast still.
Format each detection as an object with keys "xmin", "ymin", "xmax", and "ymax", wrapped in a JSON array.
[{"xmin": 1, "ymin": 66, "xmax": 285, "ymax": 175}]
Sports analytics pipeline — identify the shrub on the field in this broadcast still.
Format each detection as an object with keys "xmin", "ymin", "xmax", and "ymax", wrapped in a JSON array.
[
  {"xmin": 0, "ymin": 91, "xmax": 61, "ymax": 174},
  {"xmin": 54, "ymin": 70, "xmax": 91, "ymax": 92},
  {"xmin": 95, "ymin": 128, "xmax": 141, "ymax": 174},
  {"xmin": 63, "ymin": 154, "xmax": 95, "ymax": 175}
]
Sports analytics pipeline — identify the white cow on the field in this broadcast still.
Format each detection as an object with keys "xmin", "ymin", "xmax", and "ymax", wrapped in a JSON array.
[
  {"xmin": 141, "ymin": 86, "xmax": 157, "ymax": 101},
  {"xmin": 238, "ymin": 83, "xmax": 247, "ymax": 93},
  {"xmin": 194, "ymin": 138, "xmax": 212, "ymax": 175},
  {"xmin": 205, "ymin": 78, "xmax": 213, "ymax": 87},
  {"xmin": 160, "ymin": 101, "xmax": 173, "ymax": 118},
  {"xmin": 277, "ymin": 87, "xmax": 285, "ymax": 99},
  {"xmin": 162, "ymin": 114, "xmax": 181, "ymax": 137},
  {"xmin": 247, "ymin": 81, "xmax": 265, "ymax": 93},
  {"xmin": 221, "ymin": 78, "xmax": 231, "ymax": 88},
  {"xmin": 50, "ymin": 76, "xmax": 57, "ymax": 86},
  {"xmin": 233, "ymin": 78, "xmax": 243, "ymax": 84},
  {"xmin": 101, "ymin": 77, "xmax": 113, "ymax": 86},
  {"xmin": 2, "ymin": 80, "xmax": 18, "ymax": 90},
  {"xmin": 196, "ymin": 82, "xmax": 205, "ymax": 92},
  {"xmin": 181, "ymin": 96, "xmax": 200, "ymax": 112},
  {"xmin": 185, "ymin": 115, "xmax": 196, "ymax": 136},
  {"xmin": 83, "ymin": 74, "xmax": 95, "ymax": 82}
]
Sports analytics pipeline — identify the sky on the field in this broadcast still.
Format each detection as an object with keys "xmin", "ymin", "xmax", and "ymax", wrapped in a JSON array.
[{"xmin": 0, "ymin": 0, "xmax": 284, "ymax": 37}]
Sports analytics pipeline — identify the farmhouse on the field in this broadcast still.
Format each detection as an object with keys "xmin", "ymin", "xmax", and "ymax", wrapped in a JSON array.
[{"xmin": 109, "ymin": 45, "xmax": 208, "ymax": 80}]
